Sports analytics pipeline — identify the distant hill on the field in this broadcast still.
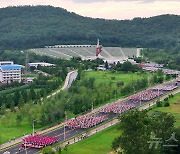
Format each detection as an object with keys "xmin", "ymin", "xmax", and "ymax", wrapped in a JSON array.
[{"xmin": 0, "ymin": 5, "xmax": 180, "ymax": 50}]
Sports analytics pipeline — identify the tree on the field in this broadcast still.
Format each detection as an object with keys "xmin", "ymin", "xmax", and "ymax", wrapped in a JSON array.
[
  {"xmin": 41, "ymin": 146, "xmax": 54, "ymax": 154},
  {"xmin": 10, "ymin": 101, "xmax": 15, "ymax": 112},
  {"xmin": 14, "ymin": 90, "xmax": 20, "ymax": 106},
  {"xmin": 16, "ymin": 114, "xmax": 22, "ymax": 126},
  {"xmin": 112, "ymin": 110, "xmax": 155, "ymax": 154},
  {"xmin": 6, "ymin": 95, "xmax": 13, "ymax": 108},
  {"xmin": 77, "ymin": 67, "xmax": 83, "ymax": 80},
  {"xmin": 164, "ymin": 101, "xmax": 170, "ymax": 107},
  {"xmin": 121, "ymin": 61, "xmax": 133, "ymax": 72},
  {"xmin": 30, "ymin": 88, "xmax": 36, "ymax": 100},
  {"xmin": 0, "ymin": 104, "xmax": 6, "ymax": 115},
  {"xmin": 18, "ymin": 95, "xmax": 25, "ymax": 108},
  {"xmin": 105, "ymin": 61, "xmax": 109, "ymax": 69},
  {"xmin": 156, "ymin": 101, "xmax": 162, "ymax": 107},
  {"xmin": 153, "ymin": 74, "xmax": 158, "ymax": 84},
  {"xmin": 116, "ymin": 81, "xmax": 124, "ymax": 88},
  {"xmin": 21, "ymin": 90, "xmax": 28, "ymax": 103},
  {"xmin": 112, "ymin": 110, "xmax": 175, "ymax": 154}
]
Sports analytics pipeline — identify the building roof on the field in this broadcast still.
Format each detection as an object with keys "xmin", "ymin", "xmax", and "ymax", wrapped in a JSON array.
[
  {"xmin": 29, "ymin": 62, "xmax": 54, "ymax": 65},
  {"xmin": 1, "ymin": 65, "xmax": 22, "ymax": 70}
]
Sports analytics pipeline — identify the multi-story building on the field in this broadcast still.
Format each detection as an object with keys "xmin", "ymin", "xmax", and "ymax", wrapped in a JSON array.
[{"xmin": 0, "ymin": 62, "xmax": 22, "ymax": 83}]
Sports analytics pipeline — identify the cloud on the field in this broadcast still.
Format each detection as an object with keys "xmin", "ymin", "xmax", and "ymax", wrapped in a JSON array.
[
  {"xmin": 73, "ymin": 0, "xmax": 179, "ymax": 3},
  {"xmin": 0, "ymin": 0, "xmax": 179, "ymax": 20}
]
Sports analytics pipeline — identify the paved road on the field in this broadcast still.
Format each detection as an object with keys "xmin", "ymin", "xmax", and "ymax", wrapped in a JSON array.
[
  {"xmin": 64, "ymin": 71, "xmax": 78, "ymax": 90},
  {"xmin": 1, "ymin": 79, "xmax": 180, "ymax": 154},
  {"xmin": 47, "ymin": 70, "xmax": 78, "ymax": 98}
]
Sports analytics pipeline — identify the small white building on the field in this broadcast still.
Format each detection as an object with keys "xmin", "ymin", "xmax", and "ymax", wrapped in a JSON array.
[
  {"xmin": 28, "ymin": 62, "xmax": 55, "ymax": 68},
  {"xmin": 0, "ymin": 65, "xmax": 22, "ymax": 83}
]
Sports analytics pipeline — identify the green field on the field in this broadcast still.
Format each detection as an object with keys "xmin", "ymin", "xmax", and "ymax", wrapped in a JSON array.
[
  {"xmin": 62, "ymin": 124, "xmax": 121, "ymax": 154},
  {"xmin": 83, "ymin": 71, "xmax": 149, "ymax": 87},
  {"xmin": 150, "ymin": 92, "xmax": 180, "ymax": 127},
  {"xmin": 62, "ymin": 92, "xmax": 180, "ymax": 154},
  {"xmin": 0, "ymin": 113, "xmax": 40, "ymax": 144}
]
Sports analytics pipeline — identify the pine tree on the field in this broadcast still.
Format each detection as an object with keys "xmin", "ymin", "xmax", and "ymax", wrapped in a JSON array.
[
  {"xmin": 10, "ymin": 101, "xmax": 15, "ymax": 112},
  {"xmin": 21, "ymin": 90, "xmax": 28, "ymax": 103},
  {"xmin": 18, "ymin": 95, "xmax": 25, "ymax": 108},
  {"xmin": 30, "ymin": 88, "xmax": 36, "ymax": 100},
  {"xmin": 14, "ymin": 90, "xmax": 20, "ymax": 106}
]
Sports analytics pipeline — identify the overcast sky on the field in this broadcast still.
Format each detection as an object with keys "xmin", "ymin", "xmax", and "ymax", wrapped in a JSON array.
[{"xmin": 0, "ymin": 0, "xmax": 180, "ymax": 19}]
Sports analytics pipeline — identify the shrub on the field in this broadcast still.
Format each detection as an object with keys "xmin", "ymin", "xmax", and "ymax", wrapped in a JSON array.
[
  {"xmin": 111, "ymin": 76, "xmax": 115, "ymax": 80},
  {"xmin": 164, "ymin": 97, "xmax": 169, "ymax": 101},
  {"xmin": 156, "ymin": 101, "xmax": 162, "ymax": 107},
  {"xmin": 164, "ymin": 101, "xmax": 170, "ymax": 107}
]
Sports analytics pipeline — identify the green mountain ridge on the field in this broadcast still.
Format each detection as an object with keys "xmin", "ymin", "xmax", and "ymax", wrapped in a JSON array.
[{"xmin": 0, "ymin": 5, "xmax": 180, "ymax": 50}]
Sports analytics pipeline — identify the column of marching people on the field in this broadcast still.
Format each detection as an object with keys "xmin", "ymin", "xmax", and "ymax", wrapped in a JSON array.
[
  {"xmin": 130, "ymin": 90, "xmax": 163, "ymax": 102},
  {"xmin": 66, "ymin": 115, "xmax": 107, "ymax": 129},
  {"xmin": 99, "ymin": 103, "xmax": 135, "ymax": 114},
  {"xmin": 21, "ymin": 134, "xmax": 58, "ymax": 149}
]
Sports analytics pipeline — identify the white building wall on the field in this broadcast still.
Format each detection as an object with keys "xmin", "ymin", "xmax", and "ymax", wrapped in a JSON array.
[
  {"xmin": 0, "ymin": 71, "xmax": 3, "ymax": 82},
  {"xmin": 1, "ymin": 68, "xmax": 21, "ymax": 83}
]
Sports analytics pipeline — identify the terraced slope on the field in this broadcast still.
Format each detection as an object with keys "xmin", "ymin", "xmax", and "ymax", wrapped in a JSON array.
[{"xmin": 29, "ymin": 47, "xmax": 138, "ymax": 60}]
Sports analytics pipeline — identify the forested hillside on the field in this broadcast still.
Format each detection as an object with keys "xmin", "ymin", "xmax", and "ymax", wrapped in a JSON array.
[{"xmin": 0, "ymin": 5, "xmax": 180, "ymax": 50}]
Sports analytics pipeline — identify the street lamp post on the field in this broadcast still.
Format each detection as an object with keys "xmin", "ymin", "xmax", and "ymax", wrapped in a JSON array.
[
  {"xmin": 24, "ymin": 138, "xmax": 27, "ymax": 154},
  {"xmin": 114, "ymin": 90, "xmax": 117, "ymax": 101},
  {"xmin": 133, "ymin": 83, "xmax": 136, "ymax": 95},
  {"xmin": 91, "ymin": 99, "xmax": 96, "ymax": 112},
  {"xmin": 33, "ymin": 119, "xmax": 37, "ymax": 136},
  {"xmin": 64, "ymin": 111, "xmax": 67, "ymax": 140}
]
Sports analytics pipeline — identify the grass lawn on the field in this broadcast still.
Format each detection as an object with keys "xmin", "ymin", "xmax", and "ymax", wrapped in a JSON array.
[
  {"xmin": 150, "ymin": 92, "xmax": 180, "ymax": 127},
  {"xmin": 62, "ymin": 124, "xmax": 121, "ymax": 154},
  {"xmin": 83, "ymin": 71, "xmax": 149, "ymax": 87},
  {"xmin": 0, "ymin": 113, "xmax": 36, "ymax": 144}
]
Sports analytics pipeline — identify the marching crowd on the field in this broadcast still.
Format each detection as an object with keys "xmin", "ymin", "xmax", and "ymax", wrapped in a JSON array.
[
  {"xmin": 130, "ymin": 90, "xmax": 163, "ymax": 102},
  {"xmin": 99, "ymin": 103, "xmax": 135, "ymax": 114},
  {"xmin": 142, "ymin": 67, "xmax": 158, "ymax": 72},
  {"xmin": 21, "ymin": 134, "xmax": 58, "ymax": 149},
  {"xmin": 18, "ymin": 79, "xmax": 180, "ymax": 151},
  {"xmin": 66, "ymin": 115, "xmax": 107, "ymax": 129},
  {"xmin": 152, "ymin": 85, "xmax": 177, "ymax": 91}
]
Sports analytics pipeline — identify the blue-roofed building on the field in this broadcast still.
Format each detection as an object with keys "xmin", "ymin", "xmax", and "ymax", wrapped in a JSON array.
[{"xmin": 0, "ymin": 62, "xmax": 22, "ymax": 83}]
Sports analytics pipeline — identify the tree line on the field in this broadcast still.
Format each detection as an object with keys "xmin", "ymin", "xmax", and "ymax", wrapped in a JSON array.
[
  {"xmin": 0, "ymin": 6, "xmax": 179, "ymax": 50},
  {"xmin": 143, "ymin": 46, "xmax": 180, "ymax": 71}
]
